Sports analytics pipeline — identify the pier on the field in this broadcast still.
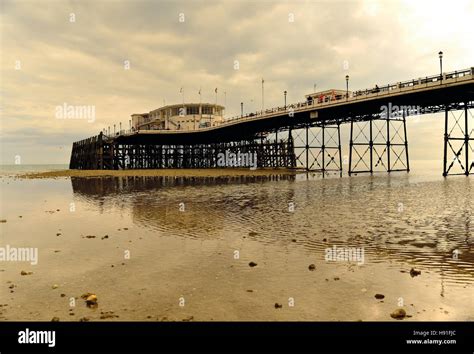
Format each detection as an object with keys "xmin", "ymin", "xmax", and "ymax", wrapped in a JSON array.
[{"xmin": 70, "ymin": 67, "xmax": 474, "ymax": 176}]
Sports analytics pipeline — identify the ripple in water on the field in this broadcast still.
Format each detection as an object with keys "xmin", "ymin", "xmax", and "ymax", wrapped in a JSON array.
[{"xmin": 70, "ymin": 174, "xmax": 473, "ymax": 288}]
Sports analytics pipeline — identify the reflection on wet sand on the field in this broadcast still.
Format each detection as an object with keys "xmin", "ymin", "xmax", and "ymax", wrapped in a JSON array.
[
  {"xmin": 71, "ymin": 175, "xmax": 473, "ymax": 288},
  {"xmin": 1, "ymin": 172, "xmax": 472, "ymax": 321}
]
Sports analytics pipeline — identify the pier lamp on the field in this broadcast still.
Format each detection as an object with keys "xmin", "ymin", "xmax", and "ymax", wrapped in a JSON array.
[
  {"xmin": 345, "ymin": 75, "xmax": 349, "ymax": 100},
  {"xmin": 241, "ymin": 102, "xmax": 243, "ymax": 117},
  {"xmin": 114, "ymin": 124, "xmax": 116, "ymax": 135},
  {"xmin": 284, "ymin": 90, "xmax": 287, "ymax": 109},
  {"xmin": 438, "ymin": 51, "xmax": 443, "ymax": 83}
]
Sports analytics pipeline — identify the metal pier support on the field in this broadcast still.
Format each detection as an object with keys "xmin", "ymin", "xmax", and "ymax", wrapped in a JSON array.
[
  {"xmin": 292, "ymin": 122, "xmax": 342, "ymax": 173},
  {"xmin": 443, "ymin": 101, "xmax": 474, "ymax": 176},
  {"xmin": 349, "ymin": 111, "xmax": 409, "ymax": 175}
]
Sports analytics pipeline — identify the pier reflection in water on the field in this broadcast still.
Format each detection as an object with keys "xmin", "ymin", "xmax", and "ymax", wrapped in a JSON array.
[
  {"xmin": 70, "ymin": 174, "xmax": 474, "ymax": 290},
  {"xmin": 1, "ymin": 171, "xmax": 473, "ymax": 321}
]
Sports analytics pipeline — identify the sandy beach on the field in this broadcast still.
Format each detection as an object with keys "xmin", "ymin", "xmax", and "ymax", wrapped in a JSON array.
[{"xmin": 1, "ymin": 167, "xmax": 473, "ymax": 322}]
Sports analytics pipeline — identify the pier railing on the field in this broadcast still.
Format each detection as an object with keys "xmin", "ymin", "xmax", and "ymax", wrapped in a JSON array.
[
  {"xmin": 221, "ymin": 67, "xmax": 474, "ymax": 124},
  {"xmin": 102, "ymin": 67, "xmax": 473, "ymax": 138}
]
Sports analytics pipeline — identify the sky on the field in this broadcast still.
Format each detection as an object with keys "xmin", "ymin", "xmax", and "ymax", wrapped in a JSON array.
[{"xmin": 1, "ymin": 0, "xmax": 473, "ymax": 164}]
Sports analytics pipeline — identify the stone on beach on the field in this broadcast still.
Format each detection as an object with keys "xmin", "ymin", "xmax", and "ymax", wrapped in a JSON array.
[
  {"xmin": 374, "ymin": 294, "xmax": 385, "ymax": 299},
  {"xmin": 410, "ymin": 268, "xmax": 421, "ymax": 277},
  {"xmin": 390, "ymin": 308, "xmax": 407, "ymax": 319},
  {"xmin": 20, "ymin": 271, "xmax": 32, "ymax": 276},
  {"xmin": 248, "ymin": 262, "xmax": 257, "ymax": 267},
  {"xmin": 308, "ymin": 264, "xmax": 316, "ymax": 271},
  {"xmin": 81, "ymin": 293, "xmax": 98, "ymax": 308}
]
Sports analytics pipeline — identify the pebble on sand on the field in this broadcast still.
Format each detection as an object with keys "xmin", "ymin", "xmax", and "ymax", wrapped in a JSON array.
[
  {"xmin": 390, "ymin": 308, "xmax": 407, "ymax": 320},
  {"xmin": 308, "ymin": 264, "xmax": 316, "ymax": 271},
  {"xmin": 274, "ymin": 303, "xmax": 283, "ymax": 309},
  {"xmin": 52, "ymin": 284, "xmax": 59, "ymax": 289},
  {"xmin": 0, "ymin": 220, "xmax": 6, "ymax": 223},
  {"xmin": 100, "ymin": 311, "xmax": 119, "ymax": 319},
  {"xmin": 410, "ymin": 268, "xmax": 421, "ymax": 277},
  {"xmin": 20, "ymin": 271, "xmax": 33, "ymax": 276},
  {"xmin": 248, "ymin": 231, "xmax": 258, "ymax": 237},
  {"xmin": 51, "ymin": 317, "xmax": 60, "ymax": 322},
  {"xmin": 248, "ymin": 262, "xmax": 258, "ymax": 267},
  {"xmin": 374, "ymin": 294, "xmax": 385, "ymax": 300},
  {"xmin": 81, "ymin": 293, "xmax": 98, "ymax": 308}
]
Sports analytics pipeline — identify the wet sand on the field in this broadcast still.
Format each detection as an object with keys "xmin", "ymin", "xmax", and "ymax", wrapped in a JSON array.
[
  {"xmin": 1, "ymin": 170, "xmax": 473, "ymax": 322},
  {"xmin": 16, "ymin": 168, "xmax": 300, "ymax": 179}
]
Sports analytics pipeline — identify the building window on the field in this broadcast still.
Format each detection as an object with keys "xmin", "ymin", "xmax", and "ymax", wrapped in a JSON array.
[
  {"xmin": 187, "ymin": 106, "xmax": 199, "ymax": 115},
  {"xmin": 202, "ymin": 106, "xmax": 213, "ymax": 115}
]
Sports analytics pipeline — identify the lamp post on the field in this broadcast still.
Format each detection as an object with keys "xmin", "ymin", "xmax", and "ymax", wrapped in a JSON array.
[
  {"xmin": 113, "ymin": 124, "xmax": 116, "ymax": 135},
  {"xmin": 284, "ymin": 90, "xmax": 287, "ymax": 109},
  {"xmin": 439, "ymin": 51, "xmax": 443, "ymax": 83},
  {"xmin": 241, "ymin": 102, "xmax": 243, "ymax": 117},
  {"xmin": 345, "ymin": 75, "xmax": 349, "ymax": 100}
]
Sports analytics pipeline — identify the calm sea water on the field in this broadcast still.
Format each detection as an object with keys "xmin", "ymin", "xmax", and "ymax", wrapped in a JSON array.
[{"xmin": 0, "ymin": 162, "xmax": 472, "ymax": 321}]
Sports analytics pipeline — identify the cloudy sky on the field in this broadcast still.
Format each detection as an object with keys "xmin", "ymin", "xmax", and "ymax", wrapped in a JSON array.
[{"xmin": 1, "ymin": 0, "xmax": 473, "ymax": 164}]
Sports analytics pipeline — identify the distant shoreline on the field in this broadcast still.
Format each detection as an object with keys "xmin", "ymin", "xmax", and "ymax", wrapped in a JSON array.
[{"xmin": 16, "ymin": 168, "xmax": 302, "ymax": 179}]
